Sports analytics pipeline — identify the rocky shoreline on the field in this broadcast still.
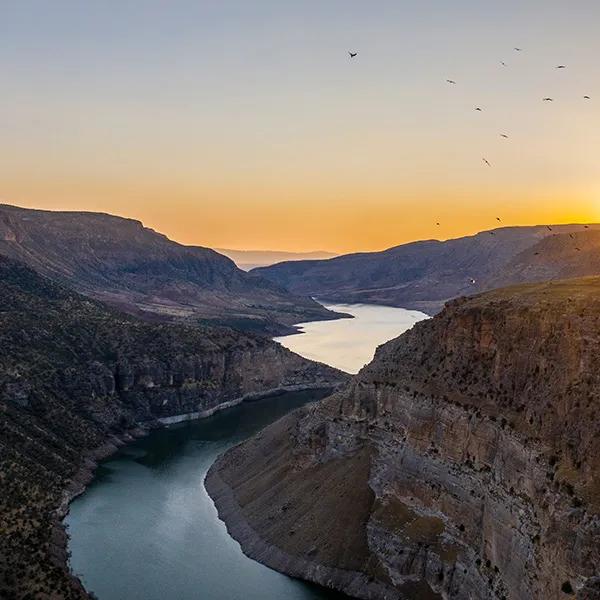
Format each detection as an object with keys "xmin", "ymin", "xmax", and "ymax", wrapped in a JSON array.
[{"xmin": 206, "ymin": 450, "xmax": 399, "ymax": 600}]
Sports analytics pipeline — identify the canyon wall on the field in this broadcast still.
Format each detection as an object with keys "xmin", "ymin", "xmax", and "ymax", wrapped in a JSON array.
[
  {"xmin": 0, "ymin": 256, "xmax": 347, "ymax": 599},
  {"xmin": 208, "ymin": 277, "xmax": 600, "ymax": 599}
]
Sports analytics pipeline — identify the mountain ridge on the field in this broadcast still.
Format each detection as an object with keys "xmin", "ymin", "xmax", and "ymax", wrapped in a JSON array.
[
  {"xmin": 253, "ymin": 224, "xmax": 600, "ymax": 314},
  {"xmin": 0, "ymin": 204, "xmax": 340, "ymax": 335}
]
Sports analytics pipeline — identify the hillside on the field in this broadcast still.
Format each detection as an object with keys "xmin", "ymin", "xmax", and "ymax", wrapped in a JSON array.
[
  {"xmin": 253, "ymin": 224, "xmax": 600, "ymax": 313},
  {"xmin": 0, "ymin": 256, "xmax": 347, "ymax": 599},
  {"xmin": 0, "ymin": 204, "xmax": 338, "ymax": 335},
  {"xmin": 208, "ymin": 278, "xmax": 600, "ymax": 599}
]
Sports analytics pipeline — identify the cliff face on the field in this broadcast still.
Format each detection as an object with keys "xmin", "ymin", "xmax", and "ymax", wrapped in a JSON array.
[
  {"xmin": 253, "ymin": 225, "xmax": 600, "ymax": 314},
  {"xmin": 208, "ymin": 278, "xmax": 600, "ymax": 600},
  {"xmin": 0, "ymin": 203, "xmax": 340, "ymax": 335},
  {"xmin": 0, "ymin": 256, "xmax": 348, "ymax": 599}
]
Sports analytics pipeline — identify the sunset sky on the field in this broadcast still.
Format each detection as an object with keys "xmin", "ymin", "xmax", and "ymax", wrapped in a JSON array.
[{"xmin": 1, "ymin": 1, "xmax": 599, "ymax": 253}]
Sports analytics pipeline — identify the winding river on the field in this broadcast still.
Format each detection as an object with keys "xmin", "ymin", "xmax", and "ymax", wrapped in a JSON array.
[{"xmin": 66, "ymin": 303, "xmax": 428, "ymax": 599}]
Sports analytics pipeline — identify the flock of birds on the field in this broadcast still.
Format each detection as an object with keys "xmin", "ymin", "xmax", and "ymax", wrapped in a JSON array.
[
  {"xmin": 348, "ymin": 48, "xmax": 593, "ymax": 286},
  {"xmin": 348, "ymin": 47, "xmax": 592, "ymax": 170},
  {"xmin": 447, "ymin": 49, "xmax": 593, "ymax": 278},
  {"xmin": 444, "ymin": 47, "xmax": 592, "ymax": 167}
]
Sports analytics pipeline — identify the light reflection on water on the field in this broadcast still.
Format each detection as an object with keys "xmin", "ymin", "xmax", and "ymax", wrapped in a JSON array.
[
  {"xmin": 275, "ymin": 302, "xmax": 429, "ymax": 374},
  {"xmin": 66, "ymin": 304, "xmax": 428, "ymax": 599}
]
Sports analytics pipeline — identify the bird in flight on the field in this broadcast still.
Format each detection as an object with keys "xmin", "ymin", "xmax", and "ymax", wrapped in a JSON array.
[
  {"xmin": 584, "ymin": 95, "xmax": 591, "ymax": 100},
  {"xmin": 555, "ymin": 65, "xmax": 567, "ymax": 69},
  {"xmin": 348, "ymin": 51, "xmax": 357, "ymax": 58},
  {"xmin": 475, "ymin": 107, "xmax": 483, "ymax": 112},
  {"xmin": 569, "ymin": 233, "xmax": 574, "ymax": 239},
  {"xmin": 489, "ymin": 231, "xmax": 496, "ymax": 236},
  {"xmin": 469, "ymin": 278, "xmax": 476, "ymax": 285},
  {"xmin": 500, "ymin": 134, "xmax": 509, "ymax": 139},
  {"xmin": 584, "ymin": 225, "xmax": 589, "ymax": 229},
  {"xmin": 534, "ymin": 252, "xmax": 540, "ymax": 256},
  {"xmin": 446, "ymin": 79, "xmax": 456, "ymax": 84},
  {"xmin": 514, "ymin": 47, "xmax": 523, "ymax": 52},
  {"xmin": 496, "ymin": 217, "xmax": 502, "ymax": 222},
  {"xmin": 542, "ymin": 97, "xmax": 554, "ymax": 102},
  {"xmin": 501, "ymin": 61, "xmax": 507, "ymax": 67},
  {"xmin": 483, "ymin": 158, "xmax": 492, "ymax": 167},
  {"xmin": 436, "ymin": 222, "xmax": 440, "ymax": 226},
  {"xmin": 575, "ymin": 247, "xmax": 581, "ymax": 252},
  {"xmin": 547, "ymin": 225, "xmax": 553, "ymax": 231}
]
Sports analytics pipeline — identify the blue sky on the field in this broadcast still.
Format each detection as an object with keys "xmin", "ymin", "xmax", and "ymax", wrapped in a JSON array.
[{"xmin": 1, "ymin": 1, "xmax": 599, "ymax": 251}]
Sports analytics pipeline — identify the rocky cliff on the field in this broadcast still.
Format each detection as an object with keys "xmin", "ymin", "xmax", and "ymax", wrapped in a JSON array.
[
  {"xmin": 0, "ymin": 256, "xmax": 348, "ymax": 599},
  {"xmin": 0, "ymin": 204, "xmax": 340, "ymax": 335},
  {"xmin": 253, "ymin": 225, "xmax": 600, "ymax": 314},
  {"xmin": 207, "ymin": 277, "xmax": 600, "ymax": 599}
]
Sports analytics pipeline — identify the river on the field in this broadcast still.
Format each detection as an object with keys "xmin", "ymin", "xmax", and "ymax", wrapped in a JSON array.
[
  {"xmin": 65, "ymin": 304, "xmax": 428, "ymax": 599},
  {"xmin": 275, "ymin": 302, "xmax": 428, "ymax": 373}
]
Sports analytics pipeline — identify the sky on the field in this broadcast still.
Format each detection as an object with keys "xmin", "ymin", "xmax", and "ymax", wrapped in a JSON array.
[{"xmin": 1, "ymin": 1, "xmax": 599, "ymax": 253}]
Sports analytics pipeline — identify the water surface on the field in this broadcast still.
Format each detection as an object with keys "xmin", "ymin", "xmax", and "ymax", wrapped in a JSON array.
[
  {"xmin": 275, "ymin": 302, "xmax": 428, "ymax": 373},
  {"xmin": 66, "ymin": 390, "xmax": 343, "ymax": 600},
  {"xmin": 67, "ymin": 303, "xmax": 428, "ymax": 599}
]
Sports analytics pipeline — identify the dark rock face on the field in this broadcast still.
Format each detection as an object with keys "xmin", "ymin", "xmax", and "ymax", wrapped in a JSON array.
[
  {"xmin": 0, "ymin": 256, "xmax": 348, "ymax": 599},
  {"xmin": 0, "ymin": 203, "xmax": 340, "ymax": 334},
  {"xmin": 208, "ymin": 278, "xmax": 600, "ymax": 600},
  {"xmin": 253, "ymin": 225, "xmax": 600, "ymax": 314}
]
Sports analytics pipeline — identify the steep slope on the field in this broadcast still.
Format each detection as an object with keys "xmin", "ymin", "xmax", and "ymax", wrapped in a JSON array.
[
  {"xmin": 208, "ymin": 278, "xmax": 600, "ymax": 600},
  {"xmin": 0, "ymin": 204, "xmax": 338, "ymax": 335},
  {"xmin": 0, "ymin": 256, "xmax": 348, "ymax": 599},
  {"xmin": 493, "ymin": 230, "xmax": 600, "ymax": 287},
  {"xmin": 253, "ymin": 225, "xmax": 600, "ymax": 313}
]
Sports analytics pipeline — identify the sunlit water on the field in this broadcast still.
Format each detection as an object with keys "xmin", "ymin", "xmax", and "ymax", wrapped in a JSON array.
[
  {"xmin": 66, "ymin": 303, "xmax": 428, "ymax": 599},
  {"xmin": 275, "ymin": 303, "xmax": 429, "ymax": 373}
]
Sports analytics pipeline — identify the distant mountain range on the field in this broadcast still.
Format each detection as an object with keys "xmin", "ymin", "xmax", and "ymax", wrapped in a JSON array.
[
  {"xmin": 253, "ymin": 224, "xmax": 600, "ymax": 313},
  {"xmin": 0, "ymin": 204, "xmax": 339, "ymax": 335},
  {"xmin": 216, "ymin": 248, "xmax": 337, "ymax": 271}
]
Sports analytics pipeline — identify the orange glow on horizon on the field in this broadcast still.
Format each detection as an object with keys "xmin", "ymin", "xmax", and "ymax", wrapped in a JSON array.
[
  {"xmin": 4, "ymin": 185, "xmax": 598, "ymax": 254},
  {"xmin": 1, "ymin": 2, "xmax": 599, "ymax": 254}
]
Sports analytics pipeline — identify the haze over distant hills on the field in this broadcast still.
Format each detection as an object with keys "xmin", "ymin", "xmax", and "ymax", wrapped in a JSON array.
[
  {"xmin": 215, "ymin": 249, "xmax": 337, "ymax": 271},
  {"xmin": 254, "ymin": 224, "xmax": 600, "ymax": 313},
  {"xmin": 0, "ymin": 204, "xmax": 339, "ymax": 335}
]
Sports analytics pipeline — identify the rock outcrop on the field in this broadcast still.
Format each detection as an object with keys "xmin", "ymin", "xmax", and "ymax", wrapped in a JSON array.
[
  {"xmin": 208, "ymin": 277, "xmax": 600, "ymax": 599},
  {"xmin": 0, "ymin": 203, "xmax": 341, "ymax": 335},
  {"xmin": 0, "ymin": 256, "xmax": 348, "ymax": 599}
]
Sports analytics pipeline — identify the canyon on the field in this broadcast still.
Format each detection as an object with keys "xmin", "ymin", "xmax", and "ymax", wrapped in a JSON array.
[
  {"xmin": 0, "ymin": 255, "xmax": 347, "ymax": 599},
  {"xmin": 208, "ymin": 277, "xmax": 600, "ymax": 599}
]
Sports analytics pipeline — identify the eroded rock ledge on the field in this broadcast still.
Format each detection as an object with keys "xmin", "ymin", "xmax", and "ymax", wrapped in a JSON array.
[{"xmin": 207, "ymin": 278, "xmax": 600, "ymax": 600}]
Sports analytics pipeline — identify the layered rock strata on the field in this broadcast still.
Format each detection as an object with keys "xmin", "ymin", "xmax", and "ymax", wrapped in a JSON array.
[{"xmin": 208, "ymin": 277, "xmax": 600, "ymax": 600}]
